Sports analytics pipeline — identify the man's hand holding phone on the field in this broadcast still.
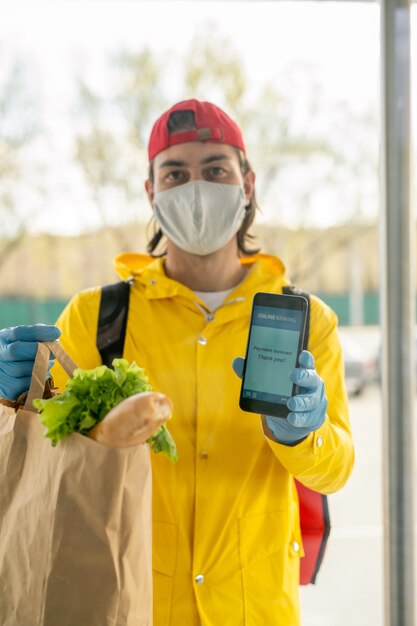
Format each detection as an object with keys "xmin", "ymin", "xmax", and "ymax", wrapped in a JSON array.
[
  {"xmin": 265, "ymin": 350, "xmax": 327, "ymax": 444},
  {"xmin": 233, "ymin": 350, "xmax": 328, "ymax": 445}
]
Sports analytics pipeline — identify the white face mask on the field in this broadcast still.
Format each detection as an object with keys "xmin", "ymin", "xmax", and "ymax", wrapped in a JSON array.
[{"xmin": 153, "ymin": 180, "xmax": 247, "ymax": 256}]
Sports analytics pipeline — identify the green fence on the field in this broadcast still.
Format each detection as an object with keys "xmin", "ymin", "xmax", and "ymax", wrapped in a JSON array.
[
  {"xmin": 0, "ymin": 292, "xmax": 382, "ymax": 328},
  {"xmin": 0, "ymin": 297, "xmax": 68, "ymax": 328},
  {"xmin": 317, "ymin": 292, "xmax": 380, "ymax": 326}
]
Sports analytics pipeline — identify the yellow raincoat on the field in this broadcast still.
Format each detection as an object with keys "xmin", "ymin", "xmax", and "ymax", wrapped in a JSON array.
[{"xmin": 52, "ymin": 253, "xmax": 354, "ymax": 626}]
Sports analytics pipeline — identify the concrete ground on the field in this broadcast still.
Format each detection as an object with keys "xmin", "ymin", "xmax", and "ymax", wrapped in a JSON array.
[
  {"xmin": 300, "ymin": 325, "xmax": 415, "ymax": 625},
  {"xmin": 300, "ymin": 381, "xmax": 384, "ymax": 626}
]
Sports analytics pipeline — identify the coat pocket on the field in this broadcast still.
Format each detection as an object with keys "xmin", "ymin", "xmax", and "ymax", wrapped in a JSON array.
[
  {"xmin": 152, "ymin": 521, "xmax": 178, "ymax": 626},
  {"xmin": 152, "ymin": 520, "xmax": 178, "ymax": 575},
  {"xmin": 238, "ymin": 510, "xmax": 302, "ymax": 625},
  {"xmin": 238, "ymin": 509, "xmax": 291, "ymax": 568}
]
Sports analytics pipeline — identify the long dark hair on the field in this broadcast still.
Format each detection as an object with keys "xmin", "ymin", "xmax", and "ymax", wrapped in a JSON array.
[{"xmin": 146, "ymin": 110, "xmax": 260, "ymax": 257}]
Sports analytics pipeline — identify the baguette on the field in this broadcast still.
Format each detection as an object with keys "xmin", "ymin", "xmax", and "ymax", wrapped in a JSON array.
[{"xmin": 87, "ymin": 391, "xmax": 173, "ymax": 448}]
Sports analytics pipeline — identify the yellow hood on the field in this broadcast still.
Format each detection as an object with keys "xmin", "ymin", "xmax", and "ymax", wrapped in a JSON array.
[{"xmin": 114, "ymin": 251, "xmax": 287, "ymax": 281}]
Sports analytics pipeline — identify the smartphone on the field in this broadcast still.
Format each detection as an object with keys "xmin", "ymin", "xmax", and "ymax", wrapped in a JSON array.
[{"xmin": 239, "ymin": 292, "xmax": 309, "ymax": 418}]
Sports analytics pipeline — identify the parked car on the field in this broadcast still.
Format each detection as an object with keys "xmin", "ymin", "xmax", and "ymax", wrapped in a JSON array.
[
  {"xmin": 339, "ymin": 332, "xmax": 378, "ymax": 396},
  {"xmin": 375, "ymin": 332, "xmax": 417, "ymax": 385}
]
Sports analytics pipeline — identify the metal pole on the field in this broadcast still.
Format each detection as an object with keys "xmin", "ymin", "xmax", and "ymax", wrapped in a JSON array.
[{"xmin": 380, "ymin": 0, "xmax": 415, "ymax": 624}]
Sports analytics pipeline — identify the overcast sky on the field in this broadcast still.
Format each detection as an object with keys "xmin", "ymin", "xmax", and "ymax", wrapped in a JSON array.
[{"xmin": 1, "ymin": 1, "xmax": 384, "ymax": 107}]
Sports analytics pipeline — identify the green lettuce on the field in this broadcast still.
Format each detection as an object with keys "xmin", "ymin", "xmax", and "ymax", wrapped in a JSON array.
[{"xmin": 33, "ymin": 358, "xmax": 178, "ymax": 463}]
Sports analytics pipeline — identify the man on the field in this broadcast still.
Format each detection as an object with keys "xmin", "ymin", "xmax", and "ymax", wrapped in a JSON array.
[{"xmin": 0, "ymin": 99, "xmax": 354, "ymax": 625}]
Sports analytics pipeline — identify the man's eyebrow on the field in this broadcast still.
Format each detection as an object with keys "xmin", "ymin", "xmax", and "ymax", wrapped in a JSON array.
[
  {"xmin": 159, "ymin": 158, "xmax": 188, "ymax": 169},
  {"xmin": 201, "ymin": 154, "xmax": 232, "ymax": 165},
  {"xmin": 158, "ymin": 154, "xmax": 232, "ymax": 169}
]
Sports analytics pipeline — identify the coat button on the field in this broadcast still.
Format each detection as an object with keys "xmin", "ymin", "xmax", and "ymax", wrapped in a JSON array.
[
  {"xmin": 199, "ymin": 450, "xmax": 208, "ymax": 460},
  {"xmin": 195, "ymin": 574, "xmax": 205, "ymax": 584},
  {"xmin": 198, "ymin": 337, "xmax": 207, "ymax": 346},
  {"xmin": 291, "ymin": 541, "xmax": 300, "ymax": 553},
  {"xmin": 150, "ymin": 279, "xmax": 157, "ymax": 286},
  {"xmin": 207, "ymin": 313, "xmax": 214, "ymax": 321},
  {"xmin": 316, "ymin": 436, "xmax": 323, "ymax": 448}
]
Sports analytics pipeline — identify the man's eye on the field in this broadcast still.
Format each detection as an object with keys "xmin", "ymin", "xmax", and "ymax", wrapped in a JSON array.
[
  {"xmin": 166, "ymin": 171, "xmax": 184, "ymax": 181},
  {"xmin": 208, "ymin": 167, "xmax": 225, "ymax": 176}
]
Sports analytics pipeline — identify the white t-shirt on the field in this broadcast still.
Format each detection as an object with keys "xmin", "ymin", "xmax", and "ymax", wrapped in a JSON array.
[{"xmin": 194, "ymin": 288, "xmax": 235, "ymax": 312}]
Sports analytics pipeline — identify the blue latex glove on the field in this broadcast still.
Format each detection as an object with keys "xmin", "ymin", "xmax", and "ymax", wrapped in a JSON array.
[
  {"xmin": 0, "ymin": 325, "xmax": 61, "ymax": 401},
  {"xmin": 232, "ymin": 350, "xmax": 328, "ymax": 445}
]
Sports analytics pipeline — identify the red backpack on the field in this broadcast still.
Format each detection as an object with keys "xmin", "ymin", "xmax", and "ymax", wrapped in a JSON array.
[{"xmin": 96, "ymin": 281, "xmax": 330, "ymax": 585}]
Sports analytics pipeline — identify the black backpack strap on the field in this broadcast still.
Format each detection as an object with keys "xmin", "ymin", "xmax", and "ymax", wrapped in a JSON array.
[
  {"xmin": 96, "ymin": 280, "xmax": 132, "ymax": 367},
  {"xmin": 282, "ymin": 285, "xmax": 310, "ymax": 350}
]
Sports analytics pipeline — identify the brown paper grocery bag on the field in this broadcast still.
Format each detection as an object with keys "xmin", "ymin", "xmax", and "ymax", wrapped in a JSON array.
[{"xmin": 0, "ymin": 342, "xmax": 152, "ymax": 626}]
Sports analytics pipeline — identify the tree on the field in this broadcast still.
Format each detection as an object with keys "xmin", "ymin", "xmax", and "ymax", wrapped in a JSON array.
[
  {"xmin": 182, "ymin": 21, "xmax": 247, "ymax": 111},
  {"xmin": 72, "ymin": 48, "xmax": 169, "ymax": 249},
  {"xmin": 0, "ymin": 54, "xmax": 43, "ymax": 268}
]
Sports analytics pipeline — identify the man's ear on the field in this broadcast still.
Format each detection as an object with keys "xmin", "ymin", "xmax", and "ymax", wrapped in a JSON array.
[
  {"xmin": 145, "ymin": 179, "xmax": 154, "ymax": 206},
  {"xmin": 243, "ymin": 170, "xmax": 256, "ymax": 206}
]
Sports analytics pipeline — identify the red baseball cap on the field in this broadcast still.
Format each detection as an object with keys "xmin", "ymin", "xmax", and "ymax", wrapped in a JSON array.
[{"xmin": 147, "ymin": 99, "xmax": 246, "ymax": 161}]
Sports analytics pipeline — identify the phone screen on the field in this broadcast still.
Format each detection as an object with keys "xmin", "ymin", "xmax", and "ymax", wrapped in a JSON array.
[{"xmin": 240, "ymin": 293, "xmax": 308, "ymax": 417}]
